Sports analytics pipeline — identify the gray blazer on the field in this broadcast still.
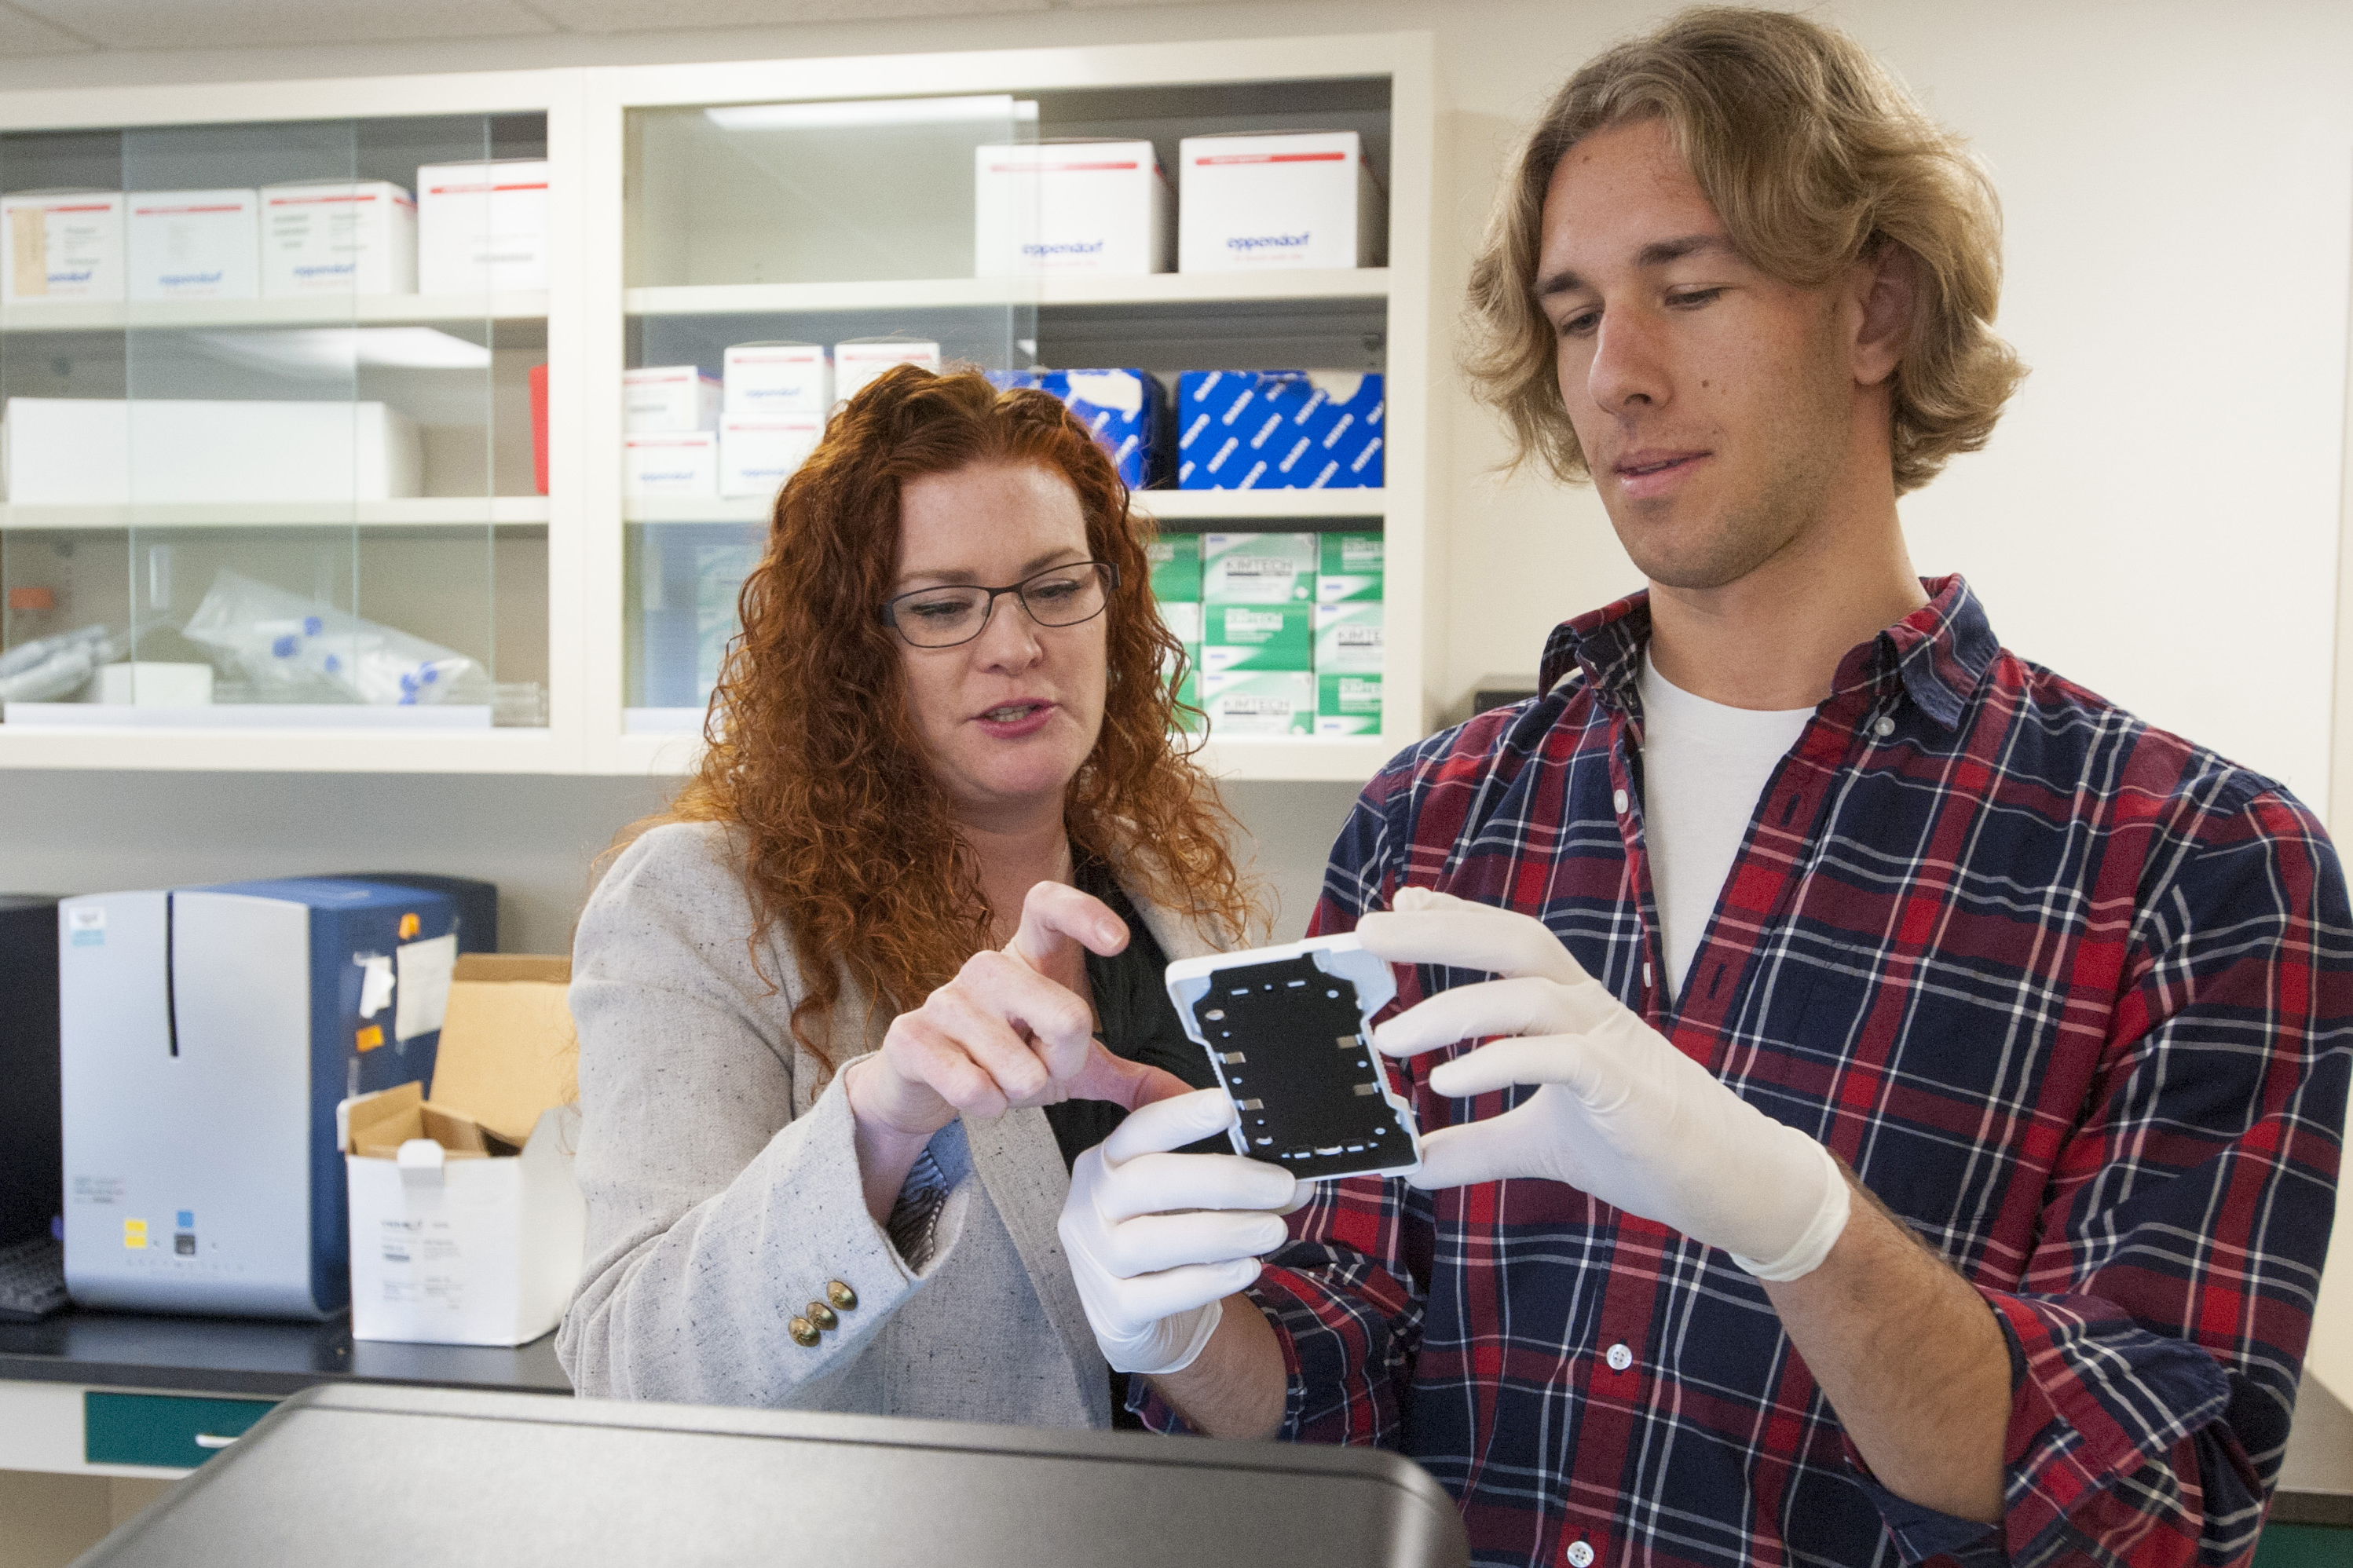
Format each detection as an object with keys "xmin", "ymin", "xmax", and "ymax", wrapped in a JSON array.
[{"xmin": 557, "ymin": 821, "xmax": 1218, "ymax": 1427}]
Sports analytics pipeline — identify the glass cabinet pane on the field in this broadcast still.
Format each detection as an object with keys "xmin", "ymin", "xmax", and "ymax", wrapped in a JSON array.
[
  {"xmin": 621, "ymin": 95, "xmax": 1037, "ymax": 730},
  {"xmin": 0, "ymin": 111, "xmax": 550, "ymax": 732}
]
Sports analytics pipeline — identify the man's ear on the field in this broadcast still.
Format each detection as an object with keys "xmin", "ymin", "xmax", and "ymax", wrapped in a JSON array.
[{"xmin": 1851, "ymin": 241, "xmax": 1918, "ymax": 389}]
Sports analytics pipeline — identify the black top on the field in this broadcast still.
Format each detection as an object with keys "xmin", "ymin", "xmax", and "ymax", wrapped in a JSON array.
[{"xmin": 1043, "ymin": 861, "xmax": 1222, "ymax": 1171}]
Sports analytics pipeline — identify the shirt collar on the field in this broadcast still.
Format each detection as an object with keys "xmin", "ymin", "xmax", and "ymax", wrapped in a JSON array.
[{"xmin": 1537, "ymin": 574, "xmax": 1997, "ymax": 733}]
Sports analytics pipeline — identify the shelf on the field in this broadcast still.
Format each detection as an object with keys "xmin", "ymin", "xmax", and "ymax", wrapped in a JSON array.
[
  {"xmin": 624, "ymin": 269, "xmax": 1388, "ymax": 317},
  {"xmin": 1134, "ymin": 491, "xmax": 1385, "ymax": 522},
  {"xmin": 0, "ymin": 292, "xmax": 550, "ymax": 334},
  {"xmin": 618, "ymin": 715, "xmax": 1394, "ymax": 784},
  {"xmin": 620, "ymin": 490, "xmax": 1384, "ymax": 526},
  {"xmin": 0, "ymin": 497, "xmax": 550, "ymax": 532}
]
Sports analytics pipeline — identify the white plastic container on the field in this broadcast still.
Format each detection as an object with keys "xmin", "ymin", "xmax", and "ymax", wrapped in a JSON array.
[
  {"xmin": 1177, "ymin": 132, "xmax": 1383, "ymax": 272},
  {"xmin": 974, "ymin": 141, "xmax": 1171, "ymax": 276},
  {"xmin": 723, "ymin": 342, "xmax": 832, "ymax": 418},
  {"xmin": 93, "ymin": 662, "xmax": 214, "ymax": 706},
  {"xmin": 720, "ymin": 415, "xmax": 823, "ymax": 499},
  {"xmin": 0, "ymin": 397, "xmax": 421, "ymax": 504},
  {"xmin": 126, "ymin": 188, "xmax": 259, "ymax": 302},
  {"xmin": 624, "ymin": 366, "xmax": 721, "ymax": 434},
  {"xmin": 416, "ymin": 159, "xmax": 549, "ymax": 295},
  {"xmin": 259, "ymin": 180, "xmax": 417, "ymax": 297},
  {"xmin": 1, "ymin": 191, "xmax": 125, "ymax": 304},
  {"xmin": 623, "ymin": 432, "xmax": 719, "ymax": 497},
  {"xmin": 835, "ymin": 340, "xmax": 940, "ymax": 405}
]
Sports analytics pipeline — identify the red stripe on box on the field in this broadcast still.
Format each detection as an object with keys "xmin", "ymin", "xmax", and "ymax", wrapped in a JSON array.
[{"xmin": 1194, "ymin": 152, "xmax": 1348, "ymax": 165}]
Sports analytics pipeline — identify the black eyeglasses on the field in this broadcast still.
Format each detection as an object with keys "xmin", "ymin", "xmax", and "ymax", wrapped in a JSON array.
[{"xmin": 881, "ymin": 561, "xmax": 1120, "ymax": 649}]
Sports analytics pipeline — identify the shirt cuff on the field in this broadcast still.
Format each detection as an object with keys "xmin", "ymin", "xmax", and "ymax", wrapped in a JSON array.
[{"xmin": 884, "ymin": 1147, "xmax": 950, "ymax": 1272}]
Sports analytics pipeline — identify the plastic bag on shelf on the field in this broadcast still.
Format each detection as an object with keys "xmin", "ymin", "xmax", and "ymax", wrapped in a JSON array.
[
  {"xmin": 0, "ymin": 623, "xmax": 130, "ymax": 704},
  {"xmin": 181, "ymin": 570, "xmax": 489, "ymax": 707}
]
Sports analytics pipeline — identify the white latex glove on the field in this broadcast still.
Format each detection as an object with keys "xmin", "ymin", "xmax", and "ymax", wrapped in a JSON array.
[
  {"xmin": 1058, "ymin": 1088, "xmax": 1300, "ymax": 1374},
  {"xmin": 1357, "ymin": 888, "xmax": 1850, "ymax": 1281}
]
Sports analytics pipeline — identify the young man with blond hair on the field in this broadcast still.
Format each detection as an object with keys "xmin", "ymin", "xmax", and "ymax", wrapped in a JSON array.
[{"xmin": 1057, "ymin": 9, "xmax": 2351, "ymax": 1566}]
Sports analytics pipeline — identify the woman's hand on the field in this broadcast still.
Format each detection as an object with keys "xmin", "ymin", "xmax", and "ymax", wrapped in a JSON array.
[{"xmin": 845, "ymin": 882, "xmax": 1191, "ymax": 1223}]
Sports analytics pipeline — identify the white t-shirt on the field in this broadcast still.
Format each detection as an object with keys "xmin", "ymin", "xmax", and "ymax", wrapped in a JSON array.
[{"xmin": 1634, "ymin": 650, "xmax": 1814, "ymax": 1000}]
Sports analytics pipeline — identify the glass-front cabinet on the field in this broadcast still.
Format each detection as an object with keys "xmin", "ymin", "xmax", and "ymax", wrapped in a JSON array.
[
  {"xmin": 593, "ymin": 35, "xmax": 1436, "ymax": 780},
  {"xmin": 0, "ymin": 72, "xmax": 572, "ymax": 771},
  {"xmin": 0, "ymin": 37, "xmax": 1436, "ymax": 780}
]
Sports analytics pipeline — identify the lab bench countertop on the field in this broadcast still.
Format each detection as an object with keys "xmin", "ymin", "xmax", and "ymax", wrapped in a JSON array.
[{"xmin": 0, "ymin": 1304, "xmax": 570, "ymax": 1399}]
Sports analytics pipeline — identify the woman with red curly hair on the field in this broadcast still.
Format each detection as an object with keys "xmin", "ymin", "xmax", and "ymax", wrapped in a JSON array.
[{"xmin": 558, "ymin": 366, "xmax": 1275, "ymax": 1428}]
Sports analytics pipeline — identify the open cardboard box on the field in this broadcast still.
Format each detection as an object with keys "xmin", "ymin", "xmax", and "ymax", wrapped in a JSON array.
[{"xmin": 337, "ymin": 955, "xmax": 586, "ymax": 1347}]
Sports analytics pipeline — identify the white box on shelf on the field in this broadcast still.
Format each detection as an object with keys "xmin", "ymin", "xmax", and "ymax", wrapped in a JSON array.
[
  {"xmin": 126, "ymin": 188, "xmax": 260, "ymax": 302},
  {"xmin": 624, "ymin": 432, "xmax": 719, "ymax": 497},
  {"xmin": 1177, "ymin": 132, "xmax": 1383, "ymax": 272},
  {"xmin": 259, "ymin": 180, "xmax": 417, "ymax": 298},
  {"xmin": 835, "ymin": 340, "xmax": 939, "ymax": 405},
  {"xmin": 724, "ymin": 342, "xmax": 832, "ymax": 418},
  {"xmin": 0, "ymin": 397, "xmax": 421, "ymax": 503},
  {"xmin": 93, "ymin": 662, "xmax": 215, "ymax": 706},
  {"xmin": 416, "ymin": 159, "xmax": 550, "ymax": 294},
  {"xmin": 2, "ymin": 191, "xmax": 125, "ymax": 304},
  {"xmin": 624, "ymin": 366, "xmax": 721, "ymax": 433},
  {"xmin": 720, "ymin": 415, "xmax": 822, "ymax": 499},
  {"xmin": 974, "ymin": 141, "xmax": 1171, "ymax": 276}
]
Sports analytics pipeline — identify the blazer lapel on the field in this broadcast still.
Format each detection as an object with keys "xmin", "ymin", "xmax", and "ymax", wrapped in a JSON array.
[{"xmin": 962, "ymin": 1106, "xmax": 1110, "ymax": 1421}]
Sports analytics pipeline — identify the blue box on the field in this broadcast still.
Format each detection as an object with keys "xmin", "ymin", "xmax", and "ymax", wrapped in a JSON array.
[
  {"xmin": 1176, "ymin": 371, "xmax": 1385, "ymax": 490},
  {"xmin": 989, "ymin": 368, "xmax": 1169, "ymax": 489}
]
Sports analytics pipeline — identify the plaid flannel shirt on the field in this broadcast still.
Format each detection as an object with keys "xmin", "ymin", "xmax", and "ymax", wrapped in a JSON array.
[{"xmin": 1138, "ymin": 576, "xmax": 2351, "ymax": 1568}]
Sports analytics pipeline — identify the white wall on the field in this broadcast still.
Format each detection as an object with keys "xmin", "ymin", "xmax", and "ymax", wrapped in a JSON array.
[{"xmin": 2, "ymin": 0, "xmax": 2349, "ymax": 1384}]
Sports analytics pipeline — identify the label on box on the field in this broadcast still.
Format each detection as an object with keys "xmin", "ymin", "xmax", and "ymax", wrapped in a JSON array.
[
  {"xmin": 836, "ymin": 340, "xmax": 940, "ymax": 405},
  {"xmin": 1313, "ymin": 601, "xmax": 1384, "ymax": 674},
  {"xmin": 127, "ymin": 189, "xmax": 258, "ymax": 301},
  {"xmin": 417, "ymin": 159, "xmax": 548, "ymax": 294},
  {"xmin": 1201, "ymin": 532, "xmax": 1316, "ymax": 603},
  {"xmin": 1147, "ymin": 535, "xmax": 1202, "ymax": 601},
  {"xmin": 1177, "ymin": 371, "xmax": 1385, "ymax": 491},
  {"xmin": 1200, "ymin": 671, "xmax": 1315, "ymax": 736},
  {"xmin": 624, "ymin": 432, "xmax": 719, "ymax": 497},
  {"xmin": 724, "ymin": 342, "xmax": 832, "ymax": 418},
  {"xmin": 1317, "ymin": 673, "xmax": 1383, "ymax": 736},
  {"xmin": 975, "ymin": 141, "xmax": 1171, "ymax": 277},
  {"xmin": 1177, "ymin": 131, "xmax": 1381, "ymax": 273},
  {"xmin": 1317, "ymin": 532, "xmax": 1385, "ymax": 601},
  {"xmin": 1160, "ymin": 600, "xmax": 1202, "ymax": 643},
  {"xmin": 625, "ymin": 367, "xmax": 721, "ymax": 434},
  {"xmin": 261, "ymin": 181, "xmax": 417, "ymax": 297},
  {"xmin": 987, "ymin": 368, "xmax": 1167, "ymax": 488},
  {"xmin": 1202, "ymin": 602, "xmax": 1312, "ymax": 673},
  {"xmin": 720, "ymin": 416, "xmax": 822, "ymax": 499},
  {"xmin": 2, "ymin": 192, "xmax": 125, "ymax": 303}
]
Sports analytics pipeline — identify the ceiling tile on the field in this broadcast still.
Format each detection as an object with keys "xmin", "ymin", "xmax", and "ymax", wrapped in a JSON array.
[
  {"xmin": 521, "ymin": 0, "xmax": 1048, "ymax": 33},
  {"xmin": 0, "ymin": 2, "xmax": 95, "ymax": 55},
  {"xmin": 9, "ymin": 0, "xmax": 558, "ymax": 52}
]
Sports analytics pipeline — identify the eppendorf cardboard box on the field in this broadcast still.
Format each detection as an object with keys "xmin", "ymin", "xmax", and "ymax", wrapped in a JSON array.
[{"xmin": 338, "ymin": 955, "xmax": 584, "ymax": 1347}]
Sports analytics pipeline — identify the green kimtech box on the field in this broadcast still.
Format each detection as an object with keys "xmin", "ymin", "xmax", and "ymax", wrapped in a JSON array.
[
  {"xmin": 1202, "ymin": 602, "xmax": 1313, "ymax": 673},
  {"xmin": 1147, "ymin": 535, "xmax": 1202, "ymax": 602},
  {"xmin": 1312, "ymin": 601, "xmax": 1383, "ymax": 674},
  {"xmin": 1317, "ymin": 674, "xmax": 1384, "ymax": 736},
  {"xmin": 1202, "ymin": 671, "xmax": 1316, "ymax": 736},
  {"xmin": 1161, "ymin": 600, "xmax": 1202, "ymax": 645},
  {"xmin": 1200, "ymin": 532, "xmax": 1316, "ymax": 604},
  {"xmin": 1316, "ymin": 532, "xmax": 1385, "ymax": 603}
]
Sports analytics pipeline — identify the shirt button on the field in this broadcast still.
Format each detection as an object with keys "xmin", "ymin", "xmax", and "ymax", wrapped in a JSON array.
[
  {"xmin": 1873, "ymin": 715, "xmax": 1895, "ymax": 737},
  {"xmin": 1612, "ymin": 789, "xmax": 1629, "ymax": 813},
  {"xmin": 1605, "ymin": 1343, "xmax": 1634, "ymax": 1372},
  {"xmin": 1568, "ymin": 1541, "xmax": 1596, "ymax": 1567}
]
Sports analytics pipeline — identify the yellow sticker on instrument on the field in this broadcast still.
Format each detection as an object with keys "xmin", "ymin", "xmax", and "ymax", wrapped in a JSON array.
[
  {"xmin": 398, "ymin": 912, "xmax": 420, "ymax": 939},
  {"xmin": 123, "ymin": 1219, "xmax": 146, "ymax": 1249},
  {"xmin": 356, "ymin": 1025, "xmax": 385, "ymax": 1051}
]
